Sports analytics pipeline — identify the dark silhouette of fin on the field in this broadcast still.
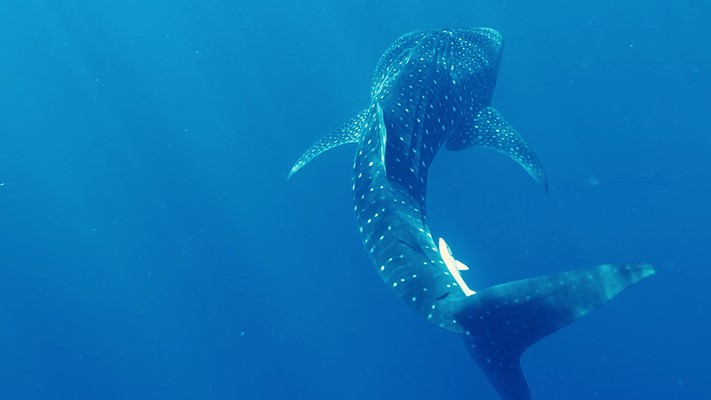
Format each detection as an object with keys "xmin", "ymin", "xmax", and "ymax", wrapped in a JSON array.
[{"xmin": 455, "ymin": 263, "xmax": 656, "ymax": 400}]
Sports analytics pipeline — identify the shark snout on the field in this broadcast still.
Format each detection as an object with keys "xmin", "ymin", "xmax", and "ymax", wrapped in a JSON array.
[
  {"xmin": 474, "ymin": 27, "xmax": 502, "ymax": 42},
  {"xmin": 471, "ymin": 27, "xmax": 504, "ymax": 58}
]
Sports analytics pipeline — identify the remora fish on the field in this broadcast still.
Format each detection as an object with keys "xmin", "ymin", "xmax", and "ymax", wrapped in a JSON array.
[{"xmin": 288, "ymin": 28, "xmax": 655, "ymax": 400}]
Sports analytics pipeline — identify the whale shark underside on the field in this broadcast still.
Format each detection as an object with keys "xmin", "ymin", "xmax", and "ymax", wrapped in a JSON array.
[{"xmin": 288, "ymin": 27, "xmax": 655, "ymax": 400}]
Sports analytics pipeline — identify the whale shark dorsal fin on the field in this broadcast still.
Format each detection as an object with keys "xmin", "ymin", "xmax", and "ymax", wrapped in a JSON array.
[
  {"xmin": 374, "ymin": 102, "xmax": 387, "ymax": 171},
  {"xmin": 288, "ymin": 109, "xmax": 368, "ymax": 179},
  {"xmin": 354, "ymin": 102, "xmax": 388, "ymax": 176},
  {"xmin": 446, "ymin": 106, "xmax": 548, "ymax": 192}
]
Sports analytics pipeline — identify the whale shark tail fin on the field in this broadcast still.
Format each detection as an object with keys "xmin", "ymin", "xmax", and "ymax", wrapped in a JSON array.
[
  {"xmin": 446, "ymin": 106, "xmax": 547, "ymax": 192},
  {"xmin": 456, "ymin": 263, "xmax": 656, "ymax": 400},
  {"xmin": 288, "ymin": 109, "xmax": 368, "ymax": 179}
]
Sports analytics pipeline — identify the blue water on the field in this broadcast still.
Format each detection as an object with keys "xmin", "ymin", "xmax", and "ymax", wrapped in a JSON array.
[{"xmin": 1, "ymin": 1, "xmax": 709, "ymax": 399}]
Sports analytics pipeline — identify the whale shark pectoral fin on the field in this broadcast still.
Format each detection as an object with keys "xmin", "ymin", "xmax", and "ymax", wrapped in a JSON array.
[
  {"xmin": 288, "ymin": 109, "xmax": 368, "ymax": 179},
  {"xmin": 457, "ymin": 263, "xmax": 656, "ymax": 400},
  {"xmin": 446, "ymin": 106, "xmax": 548, "ymax": 192}
]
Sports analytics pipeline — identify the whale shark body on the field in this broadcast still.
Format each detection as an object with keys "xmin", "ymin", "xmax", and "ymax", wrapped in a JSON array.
[{"xmin": 289, "ymin": 28, "xmax": 655, "ymax": 400}]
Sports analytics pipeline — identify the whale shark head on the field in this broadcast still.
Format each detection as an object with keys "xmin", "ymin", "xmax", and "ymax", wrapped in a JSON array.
[
  {"xmin": 438, "ymin": 27, "xmax": 503, "ymax": 68},
  {"xmin": 436, "ymin": 27, "xmax": 504, "ymax": 103},
  {"xmin": 371, "ymin": 27, "xmax": 504, "ymax": 105}
]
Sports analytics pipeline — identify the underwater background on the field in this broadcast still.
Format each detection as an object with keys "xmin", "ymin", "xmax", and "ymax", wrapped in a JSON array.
[{"xmin": 1, "ymin": 1, "xmax": 709, "ymax": 399}]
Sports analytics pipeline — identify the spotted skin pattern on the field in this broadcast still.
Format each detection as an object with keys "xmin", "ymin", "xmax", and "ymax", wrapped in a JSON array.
[
  {"xmin": 350, "ymin": 28, "xmax": 517, "ymax": 332},
  {"xmin": 289, "ymin": 28, "xmax": 655, "ymax": 400}
]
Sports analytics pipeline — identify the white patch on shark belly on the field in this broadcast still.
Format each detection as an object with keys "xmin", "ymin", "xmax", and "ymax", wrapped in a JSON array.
[{"xmin": 438, "ymin": 237, "xmax": 476, "ymax": 296}]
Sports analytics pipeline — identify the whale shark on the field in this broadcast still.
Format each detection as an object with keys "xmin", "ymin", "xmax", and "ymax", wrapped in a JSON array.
[{"xmin": 288, "ymin": 27, "xmax": 655, "ymax": 400}]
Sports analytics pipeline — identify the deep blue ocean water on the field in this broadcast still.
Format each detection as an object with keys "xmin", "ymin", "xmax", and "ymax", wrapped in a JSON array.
[{"xmin": 1, "ymin": 1, "xmax": 709, "ymax": 399}]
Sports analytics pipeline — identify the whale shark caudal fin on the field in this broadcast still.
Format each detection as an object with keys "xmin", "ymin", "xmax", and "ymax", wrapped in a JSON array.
[
  {"xmin": 446, "ymin": 106, "xmax": 548, "ymax": 192},
  {"xmin": 288, "ymin": 109, "xmax": 368, "ymax": 179},
  {"xmin": 454, "ymin": 263, "xmax": 656, "ymax": 400}
]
